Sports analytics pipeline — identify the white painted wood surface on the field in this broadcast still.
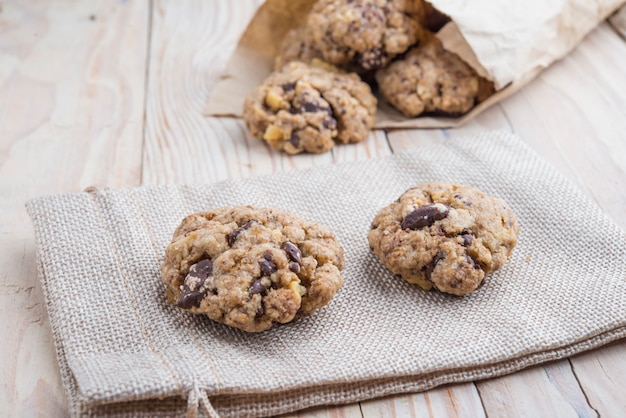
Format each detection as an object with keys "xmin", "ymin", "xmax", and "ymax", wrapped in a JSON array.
[{"xmin": 2, "ymin": 1, "xmax": 626, "ymax": 417}]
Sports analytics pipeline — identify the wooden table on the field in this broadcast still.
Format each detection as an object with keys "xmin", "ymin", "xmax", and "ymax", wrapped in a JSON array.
[{"xmin": 2, "ymin": 1, "xmax": 626, "ymax": 416}]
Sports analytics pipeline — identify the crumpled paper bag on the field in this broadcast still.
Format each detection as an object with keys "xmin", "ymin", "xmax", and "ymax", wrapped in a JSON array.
[{"xmin": 205, "ymin": 0, "xmax": 625, "ymax": 128}]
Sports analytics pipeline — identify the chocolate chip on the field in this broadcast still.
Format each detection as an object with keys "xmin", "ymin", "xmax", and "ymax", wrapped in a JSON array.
[
  {"xmin": 454, "ymin": 194, "xmax": 463, "ymax": 199},
  {"xmin": 176, "ymin": 290, "xmax": 205, "ymax": 309},
  {"xmin": 401, "ymin": 204, "xmax": 450, "ymax": 230},
  {"xmin": 462, "ymin": 234, "xmax": 473, "ymax": 246},
  {"xmin": 176, "ymin": 259, "xmax": 214, "ymax": 309},
  {"xmin": 187, "ymin": 259, "xmax": 213, "ymax": 279},
  {"xmin": 289, "ymin": 262, "xmax": 300, "ymax": 273},
  {"xmin": 249, "ymin": 279, "xmax": 267, "ymax": 295},
  {"xmin": 282, "ymin": 82, "xmax": 296, "ymax": 92},
  {"xmin": 357, "ymin": 48, "xmax": 383, "ymax": 70},
  {"xmin": 289, "ymin": 132, "xmax": 300, "ymax": 147},
  {"xmin": 301, "ymin": 102, "xmax": 331, "ymax": 114},
  {"xmin": 227, "ymin": 220, "xmax": 255, "ymax": 246},
  {"xmin": 255, "ymin": 305, "xmax": 265, "ymax": 318},
  {"xmin": 260, "ymin": 259, "xmax": 277, "ymax": 276},
  {"xmin": 424, "ymin": 251, "xmax": 446, "ymax": 280},
  {"xmin": 322, "ymin": 117, "xmax": 337, "ymax": 130},
  {"xmin": 281, "ymin": 241, "xmax": 302, "ymax": 263},
  {"xmin": 263, "ymin": 251, "xmax": 273, "ymax": 261},
  {"xmin": 466, "ymin": 255, "xmax": 479, "ymax": 269}
]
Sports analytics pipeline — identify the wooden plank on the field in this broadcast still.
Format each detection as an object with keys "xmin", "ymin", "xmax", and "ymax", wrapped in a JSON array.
[
  {"xmin": 570, "ymin": 344, "xmax": 626, "ymax": 416},
  {"xmin": 279, "ymin": 403, "xmax": 363, "ymax": 418},
  {"xmin": 360, "ymin": 383, "xmax": 485, "ymax": 418},
  {"xmin": 143, "ymin": 0, "xmax": 272, "ymax": 185},
  {"xmin": 0, "ymin": 0, "xmax": 149, "ymax": 416},
  {"xmin": 476, "ymin": 362, "xmax": 597, "ymax": 418}
]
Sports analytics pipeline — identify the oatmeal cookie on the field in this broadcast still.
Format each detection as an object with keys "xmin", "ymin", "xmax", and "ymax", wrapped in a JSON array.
[
  {"xmin": 368, "ymin": 183, "xmax": 518, "ymax": 295},
  {"xmin": 376, "ymin": 36, "xmax": 495, "ymax": 117},
  {"xmin": 305, "ymin": 0, "xmax": 426, "ymax": 73},
  {"xmin": 161, "ymin": 206, "xmax": 345, "ymax": 332},
  {"xmin": 243, "ymin": 61, "xmax": 377, "ymax": 154},
  {"xmin": 274, "ymin": 27, "xmax": 322, "ymax": 70}
]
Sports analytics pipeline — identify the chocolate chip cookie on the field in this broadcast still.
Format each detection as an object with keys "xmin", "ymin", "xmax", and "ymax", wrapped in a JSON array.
[
  {"xmin": 368, "ymin": 183, "xmax": 518, "ymax": 295},
  {"xmin": 376, "ymin": 35, "xmax": 495, "ymax": 117},
  {"xmin": 305, "ymin": 0, "xmax": 425, "ymax": 73},
  {"xmin": 243, "ymin": 61, "xmax": 377, "ymax": 154},
  {"xmin": 161, "ymin": 206, "xmax": 345, "ymax": 332},
  {"xmin": 274, "ymin": 27, "xmax": 322, "ymax": 70}
]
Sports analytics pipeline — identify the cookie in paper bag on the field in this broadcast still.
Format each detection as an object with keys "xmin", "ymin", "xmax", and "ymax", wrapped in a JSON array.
[
  {"xmin": 376, "ymin": 35, "xmax": 495, "ymax": 117},
  {"xmin": 161, "ymin": 206, "xmax": 345, "ymax": 332},
  {"xmin": 243, "ymin": 61, "xmax": 377, "ymax": 154},
  {"xmin": 368, "ymin": 183, "xmax": 518, "ymax": 295},
  {"xmin": 304, "ymin": 0, "xmax": 426, "ymax": 73}
]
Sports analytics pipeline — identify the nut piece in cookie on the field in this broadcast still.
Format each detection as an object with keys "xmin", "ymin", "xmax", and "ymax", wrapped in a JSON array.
[
  {"xmin": 368, "ymin": 183, "xmax": 518, "ymax": 296},
  {"xmin": 243, "ymin": 61, "xmax": 377, "ymax": 154},
  {"xmin": 376, "ymin": 35, "xmax": 495, "ymax": 117},
  {"xmin": 161, "ymin": 206, "xmax": 345, "ymax": 332},
  {"xmin": 305, "ymin": 0, "xmax": 426, "ymax": 73}
]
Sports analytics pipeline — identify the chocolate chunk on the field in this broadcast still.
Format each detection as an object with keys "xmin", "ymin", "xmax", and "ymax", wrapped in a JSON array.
[
  {"xmin": 322, "ymin": 117, "xmax": 337, "ymax": 130},
  {"xmin": 249, "ymin": 279, "xmax": 267, "ymax": 295},
  {"xmin": 282, "ymin": 82, "xmax": 296, "ymax": 92},
  {"xmin": 300, "ymin": 102, "xmax": 332, "ymax": 114},
  {"xmin": 281, "ymin": 241, "xmax": 302, "ymax": 263},
  {"xmin": 357, "ymin": 48, "xmax": 383, "ymax": 70},
  {"xmin": 260, "ymin": 259, "xmax": 277, "ymax": 276},
  {"xmin": 424, "ymin": 251, "xmax": 446, "ymax": 280},
  {"xmin": 401, "ymin": 204, "xmax": 450, "ymax": 230},
  {"xmin": 176, "ymin": 290, "xmax": 205, "ymax": 309},
  {"xmin": 176, "ymin": 259, "xmax": 213, "ymax": 309},
  {"xmin": 289, "ymin": 132, "xmax": 300, "ymax": 147},
  {"xmin": 462, "ymin": 234, "xmax": 473, "ymax": 246},
  {"xmin": 263, "ymin": 251, "xmax": 273, "ymax": 261},
  {"xmin": 454, "ymin": 194, "xmax": 463, "ymax": 199},
  {"xmin": 466, "ymin": 255, "xmax": 479, "ymax": 269},
  {"xmin": 289, "ymin": 262, "xmax": 300, "ymax": 273},
  {"xmin": 187, "ymin": 258, "xmax": 213, "ymax": 279},
  {"xmin": 227, "ymin": 220, "xmax": 255, "ymax": 246}
]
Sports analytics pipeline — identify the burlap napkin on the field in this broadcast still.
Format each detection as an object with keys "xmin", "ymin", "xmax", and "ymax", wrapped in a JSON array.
[{"xmin": 27, "ymin": 131, "xmax": 626, "ymax": 418}]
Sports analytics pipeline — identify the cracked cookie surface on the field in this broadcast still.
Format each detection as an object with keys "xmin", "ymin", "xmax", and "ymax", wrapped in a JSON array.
[
  {"xmin": 161, "ymin": 206, "xmax": 345, "ymax": 332},
  {"xmin": 376, "ymin": 35, "xmax": 494, "ymax": 117},
  {"xmin": 305, "ymin": 0, "xmax": 425, "ymax": 73},
  {"xmin": 243, "ymin": 61, "xmax": 377, "ymax": 154},
  {"xmin": 368, "ymin": 183, "xmax": 518, "ymax": 295}
]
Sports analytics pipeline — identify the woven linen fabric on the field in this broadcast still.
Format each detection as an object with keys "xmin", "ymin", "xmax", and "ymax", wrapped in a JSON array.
[{"xmin": 27, "ymin": 131, "xmax": 626, "ymax": 418}]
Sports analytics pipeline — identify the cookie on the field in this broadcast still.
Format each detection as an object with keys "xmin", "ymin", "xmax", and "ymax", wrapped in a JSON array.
[
  {"xmin": 368, "ymin": 183, "xmax": 518, "ymax": 295},
  {"xmin": 376, "ymin": 36, "xmax": 495, "ymax": 117},
  {"xmin": 161, "ymin": 206, "xmax": 345, "ymax": 332},
  {"xmin": 243, "ymin": 61, "xmax": 377, "ymax": 154},
  {"xmin": 305, "ymin": 0, "xmax": 425, "ymax": 73},
  {"xmin": 274, "ymin": 27, "xmax": 322, "ymax": 70}
]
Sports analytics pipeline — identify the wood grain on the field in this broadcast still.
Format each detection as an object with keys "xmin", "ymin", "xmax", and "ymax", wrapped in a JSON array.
[
  {"xmin": 143, "ymin": 0, "xmax": 266, "ymax": 185},
  {"xmin": 0, "ymin": 0, "xmax": 149, "ymax": 416},
  {"xmin": 279, "ymin": 403, "xmax": 363, "ymax": 418},
  {"xmin": 360, "ymin": 384, "xmax": 485, "ymax": 418},
  {"xmin": 570, "ymin": 343, "xmax": 626, "ymax": 415},
  {"xmin": 476, "ymin": 363, "xmax": 596, "ymax": 418}
]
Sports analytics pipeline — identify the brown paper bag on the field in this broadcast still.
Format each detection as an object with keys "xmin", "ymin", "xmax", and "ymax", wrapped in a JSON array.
[{"xmin": 205, "ymin": 0, "xmax": 625, "ymax": 129}]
